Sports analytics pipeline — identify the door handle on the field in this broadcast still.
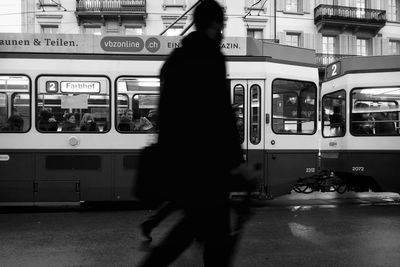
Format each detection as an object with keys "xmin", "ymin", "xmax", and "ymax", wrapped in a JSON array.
[{"xmin": 265, "ymin": 113, "xmax": 270, "ymax": 124}]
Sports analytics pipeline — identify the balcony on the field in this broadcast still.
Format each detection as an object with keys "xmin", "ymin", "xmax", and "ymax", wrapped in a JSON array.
[
  {"xmin": 316, "ymin": 53, "xmax": 357, "ymax": 67},
  {"xmin": 314, "ymin": 5, "xmax": 386, "ymax": 34},
  {"xmin": 75, "ymin": 0, "xmax": 146, "ymax": 25}
]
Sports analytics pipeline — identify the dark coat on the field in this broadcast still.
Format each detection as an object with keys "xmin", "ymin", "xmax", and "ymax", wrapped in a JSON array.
[
  {"xmin": 157, "ymin": 31, "xmax": 244, "ymax": 205},
  {"xmin": 80, "ymin": 121, "xmax": 99, "ymax": 132},
  {"xmin": 62, "ymin": 121, "xmax": 77, "ymax": 131}
]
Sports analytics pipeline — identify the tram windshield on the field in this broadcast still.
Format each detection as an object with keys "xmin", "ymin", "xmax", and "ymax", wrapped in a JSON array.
[
  {"xmin": 36, "ymin": 76, "xmax": 110, "ymax": 132},
  {"xmin": 351, "ymin": 87, "xmax": 400, "ymax": 136},
  {"xmin": 272, "ymin": 79, "xmax": 317, "ymax": 135},
  {"xmin": 0, "ymin": 75, "xmax": 30, "ymax": 133}
]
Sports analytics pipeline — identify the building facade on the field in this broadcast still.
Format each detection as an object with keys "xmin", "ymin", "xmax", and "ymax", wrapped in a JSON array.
[{"xmin": 6, "ymin": 0, "xmax": 400, "ymax": 68}]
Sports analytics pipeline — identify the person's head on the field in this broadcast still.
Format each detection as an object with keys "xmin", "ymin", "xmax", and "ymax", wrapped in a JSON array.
[
  {"xmin": 81, "ymin": 113, "xmax": 94, "ymax": 125},
  {"xmin": 194, "ymin": 0, "xmax": 224, "ymax": 44},
  {"xmin": 64, "ymin": 113, "xmax": 76, "ymax": 124},
  {"xmin": 124, "ymin": 109, "xmax": 133, "ymax": 121},
  {"xmin": 39, "ymin": 109, "xmax": 53, "ymax": 122},
  {"xmin": 333, "ymin": 106, "xmax": 341, "ymax": 114},
  {"xmin": 7, "ymin": 115, "xmax": 24, "ymax": 131}
]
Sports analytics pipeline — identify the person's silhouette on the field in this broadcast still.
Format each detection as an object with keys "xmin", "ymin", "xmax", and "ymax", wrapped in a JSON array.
[{"xmin": 137, "ymin": 1, "xmax": 255, "ymax": 266}]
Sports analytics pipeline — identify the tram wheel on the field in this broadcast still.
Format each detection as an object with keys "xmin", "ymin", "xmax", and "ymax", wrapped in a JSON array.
[
  {"xmin": 293, "ymin": 185, "xmax": 314, "ymax": 194},
  {"xmin": 333, "ymin": 184, "xmax": 347, "ymax": 194}
]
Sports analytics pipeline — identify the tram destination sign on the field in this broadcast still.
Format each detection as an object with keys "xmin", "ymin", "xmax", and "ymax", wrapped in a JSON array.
[
  {"xmin": 60, "ymin": 81, "xmax": 100, "ymax": 93},
  {"xmin": 0, "ymin": 33, "xmax": 248, "ymax": 56}
]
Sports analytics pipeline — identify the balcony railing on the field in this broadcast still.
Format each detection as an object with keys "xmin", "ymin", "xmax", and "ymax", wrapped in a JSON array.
[
  {"xmin": 76, "ymin": 0, "xmax": 146, "ymax": 13},
  {"xmin": 316, "ymin": 53, "xmax": 357, "ymax": 67},
  {"xmin": 314, "ymin": 4, "xmax": 386, "ymax": 28}
]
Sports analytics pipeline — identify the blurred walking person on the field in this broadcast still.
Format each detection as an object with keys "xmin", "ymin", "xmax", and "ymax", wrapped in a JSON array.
[{"xmin": 137, "ymin": 1, "xmax": 256, "ymax": 266}]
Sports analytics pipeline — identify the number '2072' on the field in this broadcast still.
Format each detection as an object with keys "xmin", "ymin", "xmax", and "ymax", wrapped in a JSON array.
[{"xmin": 352, "ymin": 166, "xmax": 365, "ymax": 172}]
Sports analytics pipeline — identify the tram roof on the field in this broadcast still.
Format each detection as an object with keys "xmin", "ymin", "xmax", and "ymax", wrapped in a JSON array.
[
  {"xmin": 0, "ymin": 33, "xmax": 316, "ymax": 65},
  {"xmin": 325, "ymin": 55, "xmax": 400, "ymax": 81}
]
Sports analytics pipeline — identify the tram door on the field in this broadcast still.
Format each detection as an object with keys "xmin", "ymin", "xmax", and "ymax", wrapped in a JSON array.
[
  {"xmin": 231, "ymin": 80, "xmax": 265, "ymax": 192},
  {"xmin": 265, "ymin": 78, "xmax": 319, "ymax": 198}
]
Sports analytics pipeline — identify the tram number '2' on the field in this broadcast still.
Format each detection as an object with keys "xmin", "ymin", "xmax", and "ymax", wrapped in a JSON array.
[
  {"xmin": 331, "ymin": 64, "xmax": 337, "ymax": 76},
  {"xmin": 352, "ymin": 166, "xmax": 365, "ymax": 172}
]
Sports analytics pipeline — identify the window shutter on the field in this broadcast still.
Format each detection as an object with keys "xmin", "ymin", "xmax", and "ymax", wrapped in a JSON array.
[
  {"xmin": 339, "ymin": 34, "xmax": 349, "ymax": 54},
  {"xmin": 277, "ymin": 0, "xmax": 284, "ymax": 11},
  {"xmin": 349, "ymin": 36, "xmax": 357, "ymax": 55},
  {"xmin": 303, "ymin": 0, "xmax": 310, "ymax": 13},
  {"xmin": 304, "ymin": 33, "xmax": 315, "ymax": 49},
  {"xmin": 380, "ymin": 0, "xmax": 388, "ymax": 12},
  {"xmin": 315, "ymin": 33, "xmax": 323, "ymax": 53},
  {"xmin": 382, "ymin": 38, "xmax": 390, "ymax": 55},
  {"xmin": 298, "ymin": 0, "xmax": 303, "ymax": 12},
  {"xmin": 370, "ymin": 0, "xmax": 379, "ymax": 9},
  {"xmin": 372, "ymin": 37, "xmax": 382, "ymax": 55}
]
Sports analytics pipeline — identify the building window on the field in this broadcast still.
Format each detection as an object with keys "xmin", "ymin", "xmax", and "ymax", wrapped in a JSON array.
[
  {"xmin": 41, "ymin": 25, "xmax": 58, "ymax": 34},
  {"xmin": 163, "ymin": 0, "xmax": 186, "ymax": 9},
  {"xmin": 388, "ymin": 0, "xmax": 399, "ymax": 21},
  {"xmin": 356, "ymin": 0, "xmax": 366, "ymax": 18},
  {"xmin": 286, "ymin": 32, "xmax": 301, "ymax": 47},
  {"xmin": 322, "ymin": 36, "xmax": 336, "ymax": 54},
  {"xmin": 247, "ymin": 29, "xmax": 263, "ymax": 39},
  {"xmin": 357, "ymin": 38, "xmax": 369, "ymax": 56},
  {"xmin": 246, "ymin": 0, "xmax": 265, "ymax": 10},
  {"xmin": 389, "ymin": 40, "xmax": 400, "ymax": 55},
  {"xmin": 38, "ymin": 0, "xmax": 59, "ymax": 7},
  {"xmin": 285, "ymin": 0, "xmax": 300, "ymax": 13},
  {"xmin": 84, "ymin": 26, "xmax": 102, "ymax": 35},
  {"xmin": 125, "ymin": 26, "xmax": 143, "ymax": 35},
  {"xmin": 166, "ymin": 27, "xmax": 182, "ymax": 36}
]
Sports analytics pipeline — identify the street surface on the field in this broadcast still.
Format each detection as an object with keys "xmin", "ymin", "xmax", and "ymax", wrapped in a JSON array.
[{"xmin": 1, "ymin": 192, "xmax": 400, "ymax": 267}]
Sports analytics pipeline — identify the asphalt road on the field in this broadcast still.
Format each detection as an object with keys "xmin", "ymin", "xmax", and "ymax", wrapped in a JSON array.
[{"xmin": 1, "ymin": 192, "xmax": 400, "ymax": 267}]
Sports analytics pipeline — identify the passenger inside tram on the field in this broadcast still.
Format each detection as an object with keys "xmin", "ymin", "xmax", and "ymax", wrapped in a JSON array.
[
  {"xmin": 62, "ymin": 112, "xmax": 78, "ymax": 131},
  {"xmin": 117, "ymin": 108, "xmax": 154, "ymax": 132},
  {"xmin": 38, "ymin": 109, "xmax": 58, "ymax": 132},
  {"xmin": 1, "ymin": 114, "xmax": 24, "ymax": 132},
  {"xmin": 329, "ymin": 106, "xmax": 344, "ymax": 136},
  {"xmin": 79, "ymin": 113, "xmax": 99, "ymax": 132},
  {"xmin": 351, "ymin": 103, "xmax": 375, "ymax": 135},
  {"xmin": 373, "ymin": 112, "xmax": 397, "ymax": 135}
]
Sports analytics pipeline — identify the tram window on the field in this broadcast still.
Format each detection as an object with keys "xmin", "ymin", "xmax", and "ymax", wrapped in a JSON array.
[
  {"xmin": 250, "ymin": 84, "xmax": 261, "ymax": 144},
  {"xmin": 351, "ymin": 87, "xmax": 400, "ymax": 136},
  {"xmin": 36, "ymin": 76, "xmax": 110, "ymax": 133},
  {"xmin": 233, "ymin": 84, "xmax": 244, "ymax": 144},
  {"xmin": 322, "ymin": 90, "xmax": 346, "ymax": 138},
  {"xmin": 272, "ymin": 79, "xmax": 317, "ymax": 135},
  {"xmin": 0, "ymin": 75, "xmax": 30, "ymax": 133},
  {"xmin": 116, "ymin": 77, "xmax": 160, "ymax": 133}
]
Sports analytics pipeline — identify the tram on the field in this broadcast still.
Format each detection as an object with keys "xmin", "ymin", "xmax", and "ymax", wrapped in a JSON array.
[
  {"xmin": 0, "ymin": 33, "xmax": 320, "ymax": 205},
  {"xmin": 320, "ymin": 55, "xmax": 400, "ymax": 192}
]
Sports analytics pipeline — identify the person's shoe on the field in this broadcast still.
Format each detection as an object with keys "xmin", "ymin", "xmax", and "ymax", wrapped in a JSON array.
[{"xmin": 140, "ymin": 221, "xmax": 153, "ymax": 241}]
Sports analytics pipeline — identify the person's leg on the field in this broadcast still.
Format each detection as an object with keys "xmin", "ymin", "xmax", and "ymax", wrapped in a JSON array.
[
  {"xmin": 138, "ymin": 214, "xmax": 195, "ymax": 267},
  {"xmin": 140, "ymin": 201, "xmax": 176, "ymax": 240},
  {"xmin": 202, "ymin": 206, "xmax": 232, "ymax": 267}
]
